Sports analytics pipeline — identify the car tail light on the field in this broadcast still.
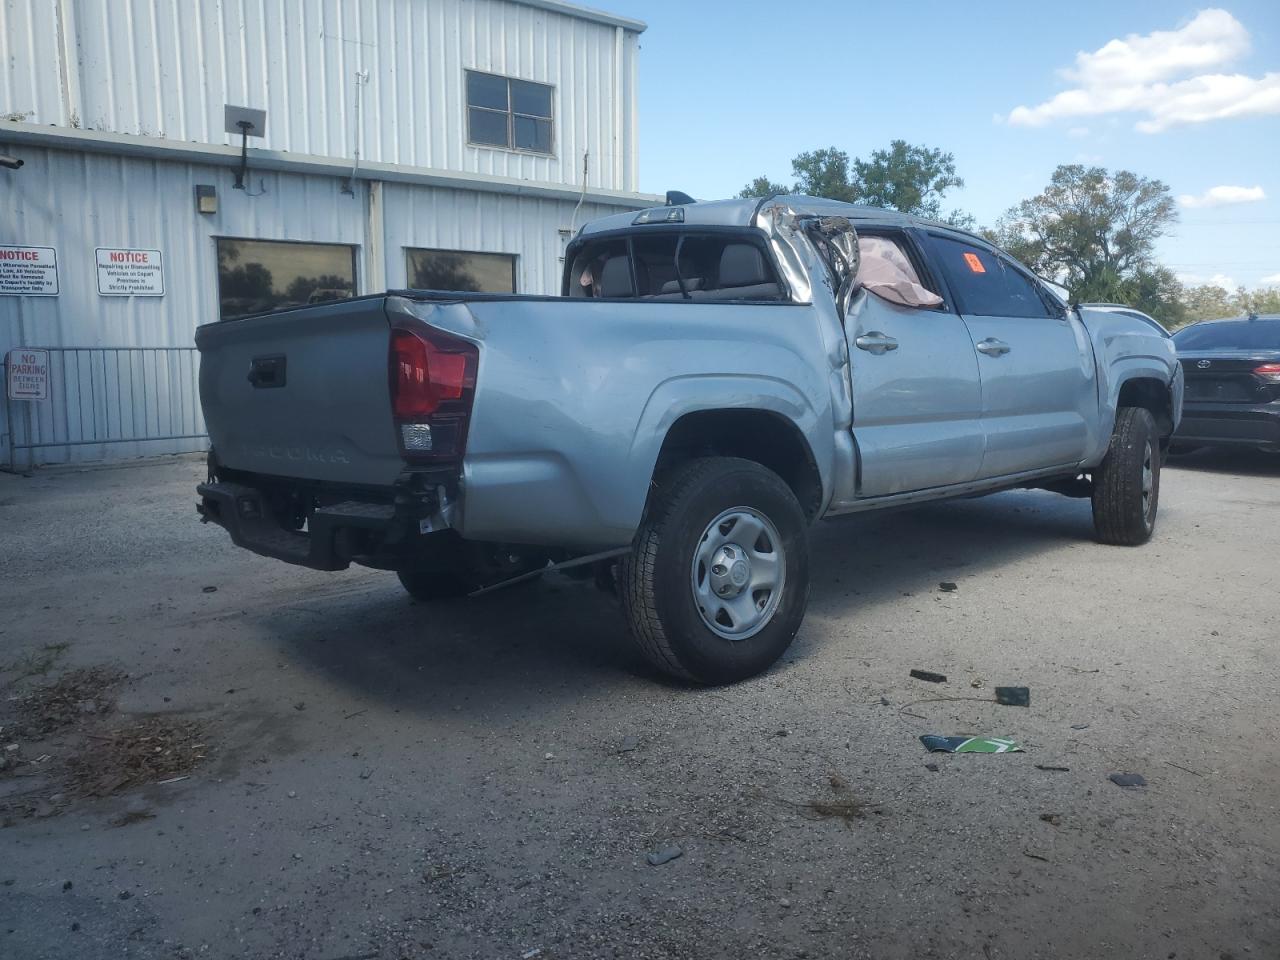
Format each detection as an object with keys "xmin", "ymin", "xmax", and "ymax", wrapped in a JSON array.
[
  {"xmin": 1254, "ymin": 363, "xmax": 1280, "ymax": 383},
  {"xmin": 389, "ymin": 327, "xmax": 478, "ymax": 462}
]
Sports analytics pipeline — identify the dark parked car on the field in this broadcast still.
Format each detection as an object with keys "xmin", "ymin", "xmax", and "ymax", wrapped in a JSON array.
[{"xmin": 1172, "ymin": 314, "xmax": 1280, "ymax": 453}]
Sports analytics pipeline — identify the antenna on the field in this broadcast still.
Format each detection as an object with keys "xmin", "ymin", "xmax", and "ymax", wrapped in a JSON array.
[{"xmin": 223, "ymin": 105, "xmax": 267, "ymax": 190}]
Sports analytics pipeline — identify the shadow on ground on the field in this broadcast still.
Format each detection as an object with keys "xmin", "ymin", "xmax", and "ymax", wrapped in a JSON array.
[
  {"xmin": 1167, "ymin": 446, "xmax": 1280, "ymax": 478},
  {"xmin": 263, "ymin": 488, "xmax": 1099, "ymax": 714}
]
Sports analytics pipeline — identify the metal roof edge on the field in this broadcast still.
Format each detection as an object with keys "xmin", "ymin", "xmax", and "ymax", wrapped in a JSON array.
[
  {"xmin": 1, "ymin": 123, "xmax": 659, "ymax": 208},
  {"xmin": 512, "ymin": 0, "xmax": 646, "ymax": 32}
]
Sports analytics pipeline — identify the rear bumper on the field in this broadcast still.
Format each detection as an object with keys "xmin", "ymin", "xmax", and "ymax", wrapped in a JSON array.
[
  {"xmin": 1173, "ymin": 401, "xmax": 1280, "ymax": 449},
  {"xmin": 197, "ymin": 480, "xmax": 402, "ymax": 571}
]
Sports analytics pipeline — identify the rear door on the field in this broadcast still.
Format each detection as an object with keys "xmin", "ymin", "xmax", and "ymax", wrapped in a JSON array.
[
  {"xmin": 924, "ymin": 234, "xmax": 1098, "ymax": 478},
  {"xmin": 196, "ymin": 297, "xmax": 404, "ymax": 486},
  {"xmin": 846, "ymin": 230, "xmax": 985, "ymax": 496}
]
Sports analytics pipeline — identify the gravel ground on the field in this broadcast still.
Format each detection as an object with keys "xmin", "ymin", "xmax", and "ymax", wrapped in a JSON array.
[{"xmin": 0, "ymin": 450, "xmax": 1277, "ymax": 960}]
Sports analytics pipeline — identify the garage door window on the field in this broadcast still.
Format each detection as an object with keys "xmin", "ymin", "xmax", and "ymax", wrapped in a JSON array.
[
  {"xmin": 216, "ymin": 239, "xmax": 356, "ymax": 321},
  {"xmin": 406, "ymin": 248, "xmax": 516, "ymax": 293}
]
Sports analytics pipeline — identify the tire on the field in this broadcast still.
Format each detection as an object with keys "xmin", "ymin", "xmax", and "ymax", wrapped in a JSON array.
[
  {"xmin": 1091, "ymin": 406, "xmax": 1161, "ymax": 546},
  {"xmin": 396, "ymin": 541, "xmax": 548, "ymax": 602},
  {"xmin": 619, "ymin": 457, "xmax": 810, "ymax": 684}
]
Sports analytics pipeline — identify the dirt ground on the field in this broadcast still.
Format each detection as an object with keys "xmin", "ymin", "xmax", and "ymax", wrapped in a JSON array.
[{"xmin": 1, "ymin": 451, "xmax": 1277, "ymax": 960}]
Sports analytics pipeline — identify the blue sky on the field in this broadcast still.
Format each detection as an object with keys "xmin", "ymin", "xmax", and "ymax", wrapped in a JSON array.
[{"xmin": 624, "ymin": 1, "xmax": 1280, "ymax": 289}]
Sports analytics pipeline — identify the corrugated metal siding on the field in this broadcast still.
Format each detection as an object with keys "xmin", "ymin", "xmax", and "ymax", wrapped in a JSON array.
[
  {"xmin": 381, "ymin": 181, "xmax": 618, "ymax": 293},
  {"xmin": 0, "ymin": 0, "xmax": 68, "ymax": 125},
  {"xmin": 2, "ymin": 0, "xmax": 640, "ymax": 191},
  {"xmin": 0, "ymin": 145, "xmax": 635, "ymax": 464}
]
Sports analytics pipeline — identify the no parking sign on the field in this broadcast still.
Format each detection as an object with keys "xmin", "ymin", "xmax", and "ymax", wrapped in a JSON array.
[{"xmin": 6, "ymin": 349, "xmax": 49, "ymax": 401}]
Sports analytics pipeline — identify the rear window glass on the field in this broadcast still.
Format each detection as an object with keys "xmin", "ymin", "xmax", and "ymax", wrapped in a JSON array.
[
  {"xmin": 927, "ymin": 235, "xmax": 1052, "ymax": 318},
  {"xmin": 1173, "ymin": 319, "xmax": 1280, "ymax": 351},
  {"xmin": 567, "ymin": 234, "xmax": 783, "ymax": 301}
]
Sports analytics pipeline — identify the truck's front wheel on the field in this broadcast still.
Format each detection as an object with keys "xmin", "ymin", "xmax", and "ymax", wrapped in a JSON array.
[
  {"xmin": 1091, "ymin": 406, "xmax": 1161, "ymax": 545},
  {"xmin": 620, "ymin": 457, "xmax": 810, "ymax": 684}
]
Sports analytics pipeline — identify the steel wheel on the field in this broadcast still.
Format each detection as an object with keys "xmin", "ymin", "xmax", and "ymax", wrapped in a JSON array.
[
  {"xmin": 1141, "ymin": 440, "xmax": 1155, "ymax": 524},
  {"xmin": 690, "ymin": 507, "xmax": 785, "ymax": 640}
]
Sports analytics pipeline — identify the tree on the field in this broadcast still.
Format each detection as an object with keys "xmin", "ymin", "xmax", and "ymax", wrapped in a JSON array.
[
  {"xmin": 990, "ymin": 165, "xmax": 1177, "ymax": 295},
  {"xmin": 850, "ymin": 141, "xmax": 964, "ymax": 222},
  {"xmin": 738, "ymin": 140, "xmax": 970, "ymax": 224},
  {"xmin": 1180, "ymin": 284, "xmax": 1280, "ymax": 326},
  {"xmin": 989, "ymin": 164, "xmax": 1181, "ymax": 325}
]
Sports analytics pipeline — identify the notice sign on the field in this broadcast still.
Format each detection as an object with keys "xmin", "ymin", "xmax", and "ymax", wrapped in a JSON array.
[
  {"xmin": 0, "ymin": 245, "xmax": 59, "ymax": 296},
  {"xmin": 6, "ymin": 349, "xmax": 50, "ymax": 401},
  {"xmin": 96, "ymin": 247, "xmax": 164, "ymax": 296}
]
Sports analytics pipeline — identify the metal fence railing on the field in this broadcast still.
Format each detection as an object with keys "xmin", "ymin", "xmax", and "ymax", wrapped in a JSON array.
[{"xmin": 4, "ymin": 347, "xmax": 207, "ymax": 471}]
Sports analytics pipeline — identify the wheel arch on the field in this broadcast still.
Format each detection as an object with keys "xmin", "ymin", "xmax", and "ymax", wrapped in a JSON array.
[
  {"xmin": 1115, "ymin": 375, "xmax": 1176, "ymax": 440},
  {"xmin": 650, "ymin": 408, "xmax": 826, "ymax": 521}
]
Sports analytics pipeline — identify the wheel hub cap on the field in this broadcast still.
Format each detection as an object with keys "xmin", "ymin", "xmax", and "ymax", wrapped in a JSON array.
[{"xmin": 691, "ymin": 508, "xmax": 785, "ymax": 641}]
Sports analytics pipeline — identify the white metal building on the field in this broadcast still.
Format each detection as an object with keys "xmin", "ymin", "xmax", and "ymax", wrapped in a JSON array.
[{"xmin": 0, "ymin": 0, "xmax": 652, "ymax": 468}]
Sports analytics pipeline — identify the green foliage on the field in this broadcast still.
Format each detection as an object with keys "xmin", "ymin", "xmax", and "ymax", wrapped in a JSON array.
[
  {"xmin": 989, "ymin": 164, "xmax": 1177, "ymax": 288},
  {"xmin": 987, "ymin": 164, "xmax": 1186, "ymax": 326},
  {"xmin": 739, "ymin": 140, "xmax": 971, "ymax": 223},
  {"xmin": 1180, "ymin": 284, "xmax": 1280, "ymax": 327}
]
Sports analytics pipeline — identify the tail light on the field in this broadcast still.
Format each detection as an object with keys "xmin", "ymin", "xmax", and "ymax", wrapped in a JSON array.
[
  {"xmin": 389, "ymin": 326, "xmax": 478, "ymax": 462},
  {"xmin": 1254, "ymin": 363, "xmax": 1280, "ymax": 383}
]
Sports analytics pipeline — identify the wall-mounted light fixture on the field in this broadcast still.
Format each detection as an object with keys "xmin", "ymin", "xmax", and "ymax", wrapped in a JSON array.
[
  {"xmin": 223, "ymin": 105, "xmax": 267, "ymax": 190},
  {"xmin": 195, "ymin": 184, "xmax": 217, "ymax": 214},
  {"xmin": 0, "ymin": 153, "xmax": 23, "ymax": 170}
]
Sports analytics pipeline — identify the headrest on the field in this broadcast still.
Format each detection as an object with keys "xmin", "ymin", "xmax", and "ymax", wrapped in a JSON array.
[
  {"xmin": 598, "ymin": 257, "xmax": 634, "ymax": 298},
  {"xmin": 719, "ymin": 244, "xmax": 768, "ymax": 287}
]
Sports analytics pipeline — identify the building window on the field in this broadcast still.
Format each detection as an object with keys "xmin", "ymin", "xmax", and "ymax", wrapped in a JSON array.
[
  {"xmin": 406, "ymin": 248, "xmax": 517, "ymax": 293},
  {"xmin": 465, "ymin": 70, "xmax": 554, "ymax": 155},
  {"xmin": 216, "ymin": 239, "xmax": 356, "ymax": 321}
]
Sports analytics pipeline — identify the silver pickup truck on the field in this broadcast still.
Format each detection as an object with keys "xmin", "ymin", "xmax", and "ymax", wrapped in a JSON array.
[{"xmin": 196, "ymin": 196, "xmax": 1183, "ymax": 684}]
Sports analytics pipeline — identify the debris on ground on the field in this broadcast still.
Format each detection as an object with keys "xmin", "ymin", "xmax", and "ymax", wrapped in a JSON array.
[
  {"xmin": 909, "ymin": 669, "xmax": 947, "ymax": 684},
  {"xmin": 1071, "ymin": 723, "xmax": 1090, "ymax": 730},
  {"xmin": 995, "ymin": 686, "xmax": 1030, "ymax": 707},
  {"xmin": 925, "ymin": 762, "xmax": 939, "ymax": 772},
  {"xmin": 14, "ymin": 667, "xmax": 126, "ymax": 737},
  {"xmin": 1040, "ymin": 813, "xmax": 1062, "ymax": 825},
  {"xmin": 65, "ymin": 716, "xmax": 208, "ymax": 798},
  {"xmin": 616, "ymin": 735, "xmax": 639, "ymax": 753},
  {"xmin": 646, "ymin": 846, "xmax": 683, "ymax": 866},
  {"xmin": 1108, "ymin": 772, "xmax": 1147, "ymax": 788},
  {"xmin": 1035, "ymin": 764, "xmax": 1070, "ymax": 772},
  {"xmin": 938, "ymin": 582, "xmax": 958, "ymax": 592},
  {"xmin": 920, "ymin": 736, "xmax": 1022, "ymax": 754},
  {"xmin": 202, "ymin": 586, "xmax": 218, "ymax": 593}
]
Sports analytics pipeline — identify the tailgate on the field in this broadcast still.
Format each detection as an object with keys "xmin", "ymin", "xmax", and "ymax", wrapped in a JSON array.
[{"xmin": 196, "ymin": 297, "xmax": 404, "ymax": 485}]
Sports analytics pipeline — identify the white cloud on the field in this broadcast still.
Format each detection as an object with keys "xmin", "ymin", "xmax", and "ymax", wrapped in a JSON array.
[
  {"xmin": 1005, "ymin": 9, "xmax": 1280, "ymax": 132},
  {"xmin": 1178, "ymin": 184, "xmax": 1267, "ymax": 207},
  {"xmin": 1178, "ymin": 271, "xmax": 1238, "ymax": 290},
  {"xmin": 1262, "ymin": 273, "xmax": 1280, "ymax": 284}
]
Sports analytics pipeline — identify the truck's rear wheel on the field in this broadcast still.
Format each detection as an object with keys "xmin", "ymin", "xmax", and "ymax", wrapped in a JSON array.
[
  {"xmin": 1091, "ymin": 406, "xmax": 1161, "ymax": 546},
  {"xmin": 620, "ymin": 457, "xmax": 809, "ymax": 684}
]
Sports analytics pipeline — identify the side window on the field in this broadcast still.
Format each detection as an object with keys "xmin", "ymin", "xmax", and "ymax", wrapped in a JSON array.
[
  {"xmin": 856, "ymin": 233, "xmax": 944, "ymax": 309},
  {"xmin": 927, "ymin": 235, "xmax": 1052, "ymax": 318}
]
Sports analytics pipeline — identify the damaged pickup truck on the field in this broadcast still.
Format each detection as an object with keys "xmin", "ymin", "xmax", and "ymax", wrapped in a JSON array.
[{"xmin": 196, "ymin": 196, "xmax": 1183, "ymax": 684}]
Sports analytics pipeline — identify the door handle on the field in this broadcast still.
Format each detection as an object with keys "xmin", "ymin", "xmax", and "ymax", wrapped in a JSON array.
[
  {"xmin": 854, "ymin": 332, "xmax": 899, "ymax": 355},
  {"xmin": 976, "ymin": 338, "xmax": 1010, "ymax": 357}
]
